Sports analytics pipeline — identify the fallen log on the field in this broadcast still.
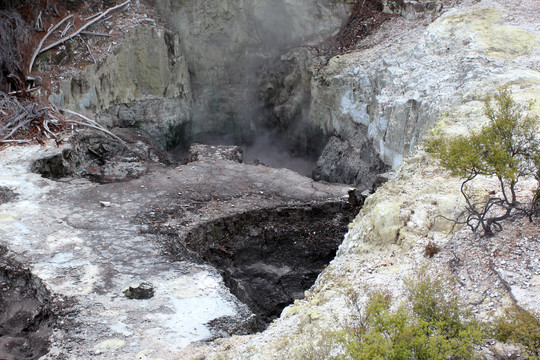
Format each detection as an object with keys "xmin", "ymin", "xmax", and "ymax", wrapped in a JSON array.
[{"xmin": 61, "ymin": 108, "xmax": 125, "ymax": 143}]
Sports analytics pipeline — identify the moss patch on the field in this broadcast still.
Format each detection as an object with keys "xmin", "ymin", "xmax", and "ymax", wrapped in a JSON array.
[
  {"xmin": 482, "ymin": 26, "xmax": 538, "ymax": 59},
  {"xmin": 442, "ymin": 8, "xmax": 538, "ymax": 59}
]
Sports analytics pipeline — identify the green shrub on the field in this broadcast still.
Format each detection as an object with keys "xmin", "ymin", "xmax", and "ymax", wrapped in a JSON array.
[
  {"xmin": 492, "ymin": 306, "xmax": 540, "ymax": 359},
  {"xmin": 426, "ymin": 87, "xmax": 540, "ymax": 236},
  {"xmin": 338, "ymin": 273, "xmax": 483, "ymax": 359}
]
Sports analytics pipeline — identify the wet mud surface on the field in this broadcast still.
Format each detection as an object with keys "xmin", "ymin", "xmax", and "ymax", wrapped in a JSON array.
[
  {"xmin": 0, "ymin": 139, "xmax": 358, "ymax": 358},
  {"xmin": 0, "ymin": 256, "xmax": 56, "ymax": 360}
]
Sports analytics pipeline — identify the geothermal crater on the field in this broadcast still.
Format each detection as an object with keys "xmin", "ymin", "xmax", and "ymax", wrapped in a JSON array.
[
  {"xmin": 0, "ymin": 0, "xmax": 396, "ymax": 358},
  {"xmin": 0, "ymin": 136, "xmax": 362, "ymax": 358}
]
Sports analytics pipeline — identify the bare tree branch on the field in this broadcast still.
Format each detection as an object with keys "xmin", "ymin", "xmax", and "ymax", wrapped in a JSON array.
[
  {"xmin": 60, "ymin": 108, "xmax": 125, "ymax": 143},
  {"xmin": 32, "ymin": 0, "xmax": 131, "ymax": 66},
  {"xmin": 28, "ymin": 14, "xmax": 73, "ymax": 73}
]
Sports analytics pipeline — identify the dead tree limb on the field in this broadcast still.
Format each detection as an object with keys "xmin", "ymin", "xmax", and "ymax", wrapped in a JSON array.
[
  {"xmin": 61, "ymin": 108, "xmax": 125, "ymax": 143},
  {"xmin": 85, "ymin": 42, "xmax": 97, "ymax": 64},
  {"xmin": 28, "ymin": 14, "xmax": 73, "ymax": 73},
  {"xmin": 33, "ymin": 0, "xmax": 131, "ymax": 65},
  {"xmin": 83, "ymin": 12, "xmax": 102, "ymax": 21},
  {"xmin": 0, "ymin": 139, "xmax": 32, "ymax": 144},
  {"xmin": 8, "ymin": 87, "xmax": 39, "ymax": 96}
]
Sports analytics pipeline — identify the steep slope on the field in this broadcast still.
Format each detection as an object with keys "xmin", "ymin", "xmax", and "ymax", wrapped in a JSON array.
[{"xmin": 178, "ymin": 0, "xmax": 540, "ymax": 358}]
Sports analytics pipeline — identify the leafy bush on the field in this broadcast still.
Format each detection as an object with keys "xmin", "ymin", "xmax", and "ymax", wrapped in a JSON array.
[
  {"xmin": 338, "ymin": 273, "xmax": 483, "ymax": 359},
  {"xmin": 427, "ymin": 87, "xmax": 540, "ymax": 236},
  {"xmin": 492, "ymin": 306, "xmax": 540, "ymax": 359}
]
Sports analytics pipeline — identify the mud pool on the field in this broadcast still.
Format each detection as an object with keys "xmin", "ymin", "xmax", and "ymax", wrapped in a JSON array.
[{"xmin": 0, "ymin": 138, "xmax": 358, "ymax": 359}]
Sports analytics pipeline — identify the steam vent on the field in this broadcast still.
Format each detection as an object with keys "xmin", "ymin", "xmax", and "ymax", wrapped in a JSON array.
[{"xmin": 1, "ymin": 0, "xmax": 539, "ymax": 359}]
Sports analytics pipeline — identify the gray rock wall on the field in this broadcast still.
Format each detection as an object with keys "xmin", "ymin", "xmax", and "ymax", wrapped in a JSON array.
[
  {"xmin": 50, "ymin": 25, "xmax": 192, "ymax": 149},
  {"xmin": 50, "ymin": 0, "xmax": 349, "ymax": 148},
  {"xmin": 310, "ymin": 2, "xmax": 539, "ymax": 171},
  {"xmin": 151, "ymin": 0, "xmax": 349, "ymax": 140}
]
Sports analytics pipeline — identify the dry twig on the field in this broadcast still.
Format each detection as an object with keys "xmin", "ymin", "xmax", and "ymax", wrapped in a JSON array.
[
  {"xmin": 0, "ymin": 92, "xmax": 64, "ymax": 144},
  {"xmin": 60, "ymin": 21, "xmax": 73, "ymax": 37},
  {"xmin": 61, "ymin": 108, "xmax": 125, "ymax": 143},
  {"xmin": 29, "ymin": 0, "xmax": 130, "ymax": 73},
  {"xmin": 81, "ymin": 31, "xmax": 112, "ymax": 37},
  {"xmin": 28, "ymin": 0, "xmax": 131, "ymax": 73},
  {"xmin": 0, "ymin": 92, "xmax": 125, "ymax": 145},
  {"xmin": 34, "ymin": 11, "xmax": 44, "ymax": 31},
  {"xmin": 85, "ymin": 42, "xmax": 97, "ymax": 64}
]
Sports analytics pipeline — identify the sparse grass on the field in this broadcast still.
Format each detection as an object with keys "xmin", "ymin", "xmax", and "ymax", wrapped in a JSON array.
[{"xmin": 492, "ymin": 306, "xmax": 540, "ymax": 359}]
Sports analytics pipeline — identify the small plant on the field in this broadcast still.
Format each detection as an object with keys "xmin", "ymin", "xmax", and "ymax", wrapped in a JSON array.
[
  {"xmin": 423, "ymin": 241, "xmax": 440, "ymax": 258},
  {"xmin": 427, "ymin": 87, "xmax": 540, "ymax": 236},
  {"xmin": 492, "ymin": 306, "xmax": 540, "ymax": 359},
  {"xmin": 338, "ymin": 272, "xmax": 483, "ymax": 359}
]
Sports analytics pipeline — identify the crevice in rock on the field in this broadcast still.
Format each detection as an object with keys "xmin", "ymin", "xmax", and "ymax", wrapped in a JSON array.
[{"xmin": 178, "ymin": 202, "xmax": 359, "ymax": 331}]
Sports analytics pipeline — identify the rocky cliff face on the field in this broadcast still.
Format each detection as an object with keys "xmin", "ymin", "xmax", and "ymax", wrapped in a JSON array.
[
  {"xmin": 260, "ymin": 0, "xmax": 539, "ymax": 188},
  {"xmin": 177, "ymin": 0, "xmax": 540, "ymax": 358},
  {"xmin": 50, "ymin": 0, "xmax": 349, "ymax": 150},
  {"xmin": 151, "ymin": 0, "xmax": 349, "ymax": 141},
  {"xmin": 309, "ymin": 1, "xmax": 539, "ymax": 172},
  {"xmin": 49, "ymin": 25, "xmax": 192, "ymax": 148},
  {"xmin": 259, "ymin": 0, "xmax": 459, "ymax": 187}
]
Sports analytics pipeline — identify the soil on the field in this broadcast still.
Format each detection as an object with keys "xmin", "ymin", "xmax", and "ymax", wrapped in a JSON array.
[
  {"xmin": 322, "ymin": 0, "xmax": 395, "ymax": 55},
  {"xmin": 0, "ymin": 187, "xmax": 17, "ymax": 205},
  {"xmin": 0, "ymin": 138, "xmax": 358, "ymax": 358},
  {"xmin": 0, "ymin": 256, "xmax": 57, "ymax": 360},
  {"xmin": 442, "ymin": 214, "xmax": 540, "ymax": 316}
]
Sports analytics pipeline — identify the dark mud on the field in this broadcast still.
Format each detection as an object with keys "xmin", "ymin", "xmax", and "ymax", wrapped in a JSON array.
[
  {"xmin": 0, "ymin": 187, "xmax": 17, "ymax": 205},
  {"xmin": 0, "ymin": 255, "xmax": 56, "ymax": 360},
  {"xmin": 182, "ymin": 202, "xmax": 355, "ymax": 330},
  {"xmin": 132, "ymin": 145, "xmax": 361, "ymax": 331}
]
